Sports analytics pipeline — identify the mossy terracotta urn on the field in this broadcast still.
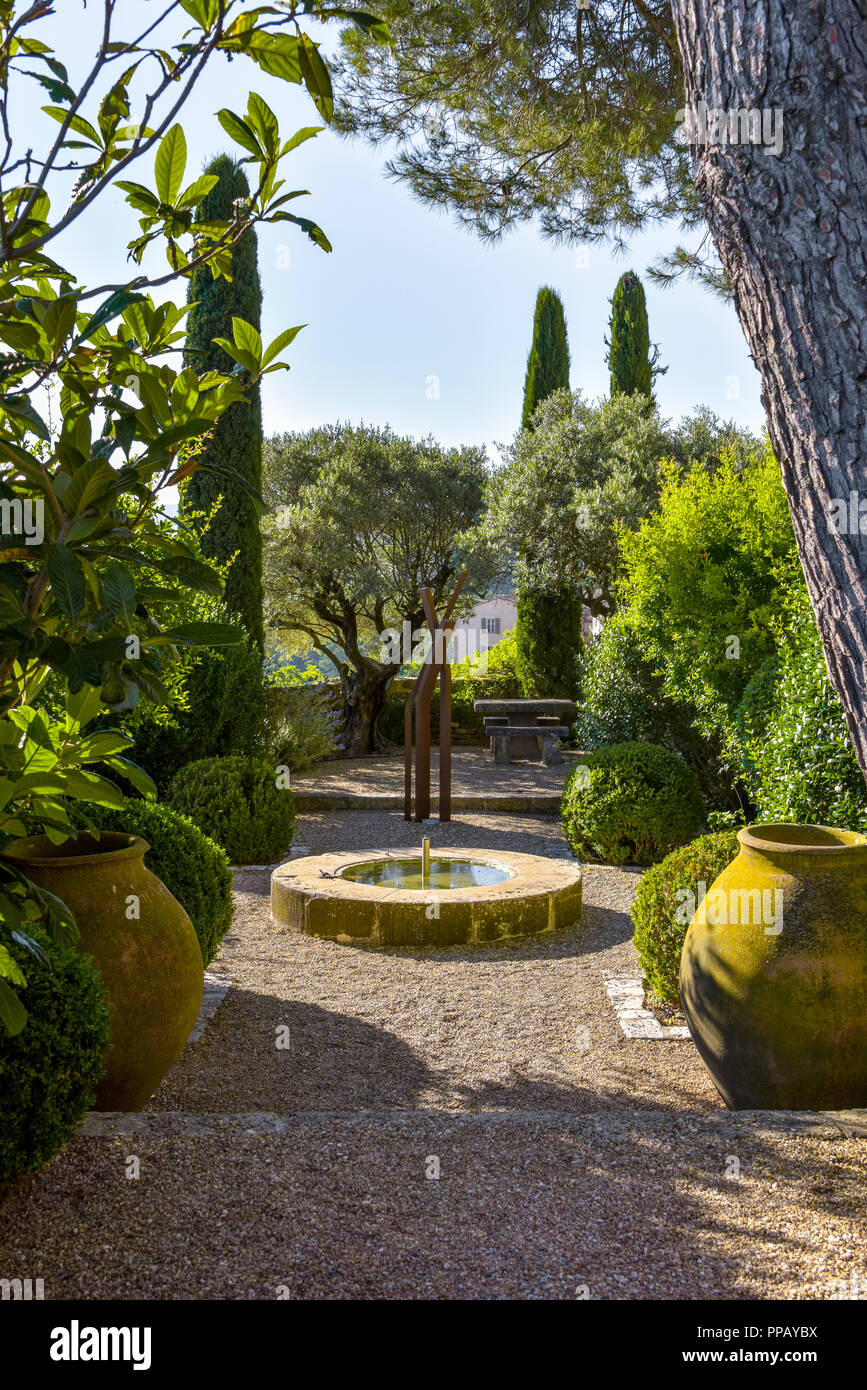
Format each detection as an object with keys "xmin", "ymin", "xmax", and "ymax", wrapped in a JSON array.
[
  {"xmin": 3, "ymin": 832, "xmax": 203, "ymax": 1111},
  {"xmin": 680, "ymin": 823, "xmax": 867, "ymax": 1110}
]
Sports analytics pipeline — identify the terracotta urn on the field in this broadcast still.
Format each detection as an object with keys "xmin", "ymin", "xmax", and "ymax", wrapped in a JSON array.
[
  {"xmin": 3, "ymin": 832, "xmax": 203, "ymax": 1111},
  {"xmin": 680, "ymin": 823, "xmax": 867, "ymax": 1110}
]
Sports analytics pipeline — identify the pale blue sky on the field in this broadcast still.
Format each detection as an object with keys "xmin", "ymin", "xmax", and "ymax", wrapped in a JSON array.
[{"xmin": 23, "ymin": 3, "xmax": 767, "ymax": 458}]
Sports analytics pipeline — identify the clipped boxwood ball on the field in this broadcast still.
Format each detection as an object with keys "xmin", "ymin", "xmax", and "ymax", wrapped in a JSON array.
[
  {"xmin": 0, "ymin": 931, "xmax": 110, "ymax": 1189},
  {"xmin": 85, "ymin": 797, "xmax": 234, "ymax": 967},
  {"xmin": 561, "ymin": 741, "xmax": 704, "ymax": 865},
  {"xmin": 631, "ymin": 829, "xmax": 740, "ymax": 1006},
  {"xmin": 168, "ymin": 756, "xmax": 295, "ymax": 865}
]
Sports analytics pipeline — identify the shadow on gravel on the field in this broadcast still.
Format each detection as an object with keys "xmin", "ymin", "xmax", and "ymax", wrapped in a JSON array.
[
  {"xmin": 152, "ymin": 983, "xmax": 717, "ymax": 1118},
  {"xmin": 150, "ymin": 989, "xmax": 438, "ymax": 1114}
]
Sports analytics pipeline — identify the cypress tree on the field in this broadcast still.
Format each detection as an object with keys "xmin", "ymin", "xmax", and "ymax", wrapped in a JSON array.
[
  {"xmin": 607, "ymin": 270, "xmax": 663, "ymax": 399},
  {"xmin": 516, "ymin": 287, "xmax": 579, "ymax": 698},
  {"xmin": 181, "ymin": 155, "xmax": 264, "ymax": 650},
  {"xmin": 521, "ymin": 286, "xmax": 570, "ymax": 429},
  {"xmin": 515, "ymin": 590, "xmax": 583, "ymax": 701}
]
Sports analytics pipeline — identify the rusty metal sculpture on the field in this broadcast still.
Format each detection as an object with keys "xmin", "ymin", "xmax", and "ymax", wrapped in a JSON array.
[{"xmin": 404, "ymin": 569, "xmax": 467, "ymax": 822}]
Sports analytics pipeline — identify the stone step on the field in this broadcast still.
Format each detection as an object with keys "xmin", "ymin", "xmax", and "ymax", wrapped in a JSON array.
[
  {"xmin": 292, "ymin": 791, "xmax": 562, "ymax": 813},
  {"xmin": 80, "ymin": 1107, "xmax": 867, "ymax": 1140}
]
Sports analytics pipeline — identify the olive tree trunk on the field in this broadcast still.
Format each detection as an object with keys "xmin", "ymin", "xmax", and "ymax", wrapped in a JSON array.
[
  {"xmin": 671, "ymin": 0, "xmax": 867, "ymax": 778},
  {"xmin": 341, "ymin": 666, "xmax": 395, "ymax": 756}
]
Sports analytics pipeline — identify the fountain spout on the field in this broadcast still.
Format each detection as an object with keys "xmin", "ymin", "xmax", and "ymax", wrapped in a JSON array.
[{"xmin": 422, "ymin": 836, "xmax": 431, "ymax": 888}]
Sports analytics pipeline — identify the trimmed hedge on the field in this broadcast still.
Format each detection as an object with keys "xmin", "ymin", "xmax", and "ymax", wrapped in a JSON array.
[
  {"xmin": 85, "ymin": 798, "xmax": 234, "ymax": 967},
  {"xmin": 168, "ymin": 755, "xmax": 295, "ymax": 864},
  {"xmin": 0, "ymin": 931, "xmax": 110, "ymax": 1188},
  {"xmin": 631, "ymin": 830, "xmax": 741, "ymax": 1005},
  {"xmin": 561, "ymin": 741, "xmax": 705, "ymax": 865}
]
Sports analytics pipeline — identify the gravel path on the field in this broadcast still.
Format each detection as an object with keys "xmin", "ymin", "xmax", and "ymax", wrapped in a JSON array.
[
  {"xmin": 149, "ymin": 810, "xmax": 719, "ymax": 1116},
  {"xmin": 2, "ymin": 1113, "xmax": 865, "ymax": 1300},
  {"xmin": 290, "ymin": 748, "xmax": 581, "ymax": 798},
  {"xmin": 3, "ymin": 806, "xmax": 865, "ymax": 1301}
]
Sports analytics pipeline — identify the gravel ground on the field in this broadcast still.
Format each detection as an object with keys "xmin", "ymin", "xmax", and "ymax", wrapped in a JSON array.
[
  {"xmin": 2, "ymin": 1114, "xmax": 865, "ymax": 1299},
  {"xmin": 149, "ymin": 810, "xmax": 720, "ymax": 1116},
  {"xmin": 290, "ymin": 748, "xmax": 581, "ymax": 798},
  {"xmin": 3, "ymin": 806, "xmax": 864, "ymax": 1301}
]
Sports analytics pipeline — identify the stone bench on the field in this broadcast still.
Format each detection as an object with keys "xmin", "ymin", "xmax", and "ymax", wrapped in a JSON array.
[{"xmin": 484, "ymin": 722, "xmax": 570, "ymax": 767}]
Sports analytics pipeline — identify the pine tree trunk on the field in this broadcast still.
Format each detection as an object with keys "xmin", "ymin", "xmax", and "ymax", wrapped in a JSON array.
[{"xmin": 671, "ymin": 0, "xmax": 867, "ymax": 779}]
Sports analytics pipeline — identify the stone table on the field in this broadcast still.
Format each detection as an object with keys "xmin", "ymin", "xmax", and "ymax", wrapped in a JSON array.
[{"xmin": 473, "ymin": 698, "xmax": 577, "ymax": 765}]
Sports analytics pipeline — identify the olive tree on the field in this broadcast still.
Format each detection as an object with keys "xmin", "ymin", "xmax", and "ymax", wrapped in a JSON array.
[
  {"xmin": 262, "ymin": 423, "xmax": 495, "ymax": 754},
  {"xmin": 479, "ymin": 390, "xmax": 686, "ymax": 620}
]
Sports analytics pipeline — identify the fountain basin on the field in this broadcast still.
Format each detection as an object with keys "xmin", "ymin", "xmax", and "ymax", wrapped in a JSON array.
[{"xmin": 271, "ymin": 848, "xmax": 582, "ymax": 947}]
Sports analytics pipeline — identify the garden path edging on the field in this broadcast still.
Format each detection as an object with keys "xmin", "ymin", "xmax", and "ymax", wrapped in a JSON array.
[{"xmin": 605, "ymin": 973, "xmax": 690, "ymax": 1039}]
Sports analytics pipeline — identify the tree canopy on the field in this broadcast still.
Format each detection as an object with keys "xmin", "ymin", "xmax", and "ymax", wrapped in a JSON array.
[
  {"xmin": 335, "ymin": 1, "xmax": 713, "ymax": 283},
  {"xmin": 478, "ymin": 390, "xmax": 759, "ymax": 619},
  {"xmin": 262, "ymin": 423, "xmax": 496, "ymax": 752}
]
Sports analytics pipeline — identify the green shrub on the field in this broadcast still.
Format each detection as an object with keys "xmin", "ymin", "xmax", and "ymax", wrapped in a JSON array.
[
  {"xmin": 576, "ymin": 608, "xmax": 673, "ymax": 749},
  {"xmin": 265, "ymin": 686, "xmax": 339, "ymax": 770},
  {"xmin": 729, "ymin": 654, "xmax": 780, "ymax": 798},
  {"xmin": 560, "ymin": 741, "xmax": 705, "ymax": 864},
  {"xmin": 0, "ymin": 931, "xmax": 110, "ymax": 1188},
  {"xmin": 575, "ymin": 609, "xmax": 738, "ymax": 808},
  {"xmin": 168, "ymin": 756, "xmax": 295, "ymax": 864},
  {"xmin": 617, "ymin": 445, "xmax": 797, "ymax": 740},
  {"xmin": 631, "ymin": 830, "xmax": 740, "ymax": 1005},
  {"xmin": 736, "ymin": 585, "xmax": 867, "ymax": 830},
  {"xmin": 84, "ymin": 799, "xmax": 234, "ymax": 967},
  {"xmin": 131, "ymin": 641, "xmax": 266, "ymax": 794}
]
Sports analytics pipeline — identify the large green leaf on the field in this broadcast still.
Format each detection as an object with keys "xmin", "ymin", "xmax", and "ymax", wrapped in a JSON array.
[
  {"xmin": 298, "ymin": 35, "xmax": 334, "ymax": 122},
  {"xmin": 155, "ymin": 124, "xmax": 187, "ymax": 204},
  {"xmin": 102, "ymin": 561, "xmax": 136, "ymax": 622},
  {"xmin": 45, "ymin": 543, "xmax": 86, "ymax": 624},
  {"xmin": 232, "ymin": 316, "xmax": 262, "ymax": 364},
  {"xmin": 76, "ymin": 289, "xmax": 148, "ymax": 344},
  {"xmin": 75, "ymin": 730, "xmax": 135, "ymax": 761},
  {"xmin": 261, "ymin": 324, "xmax": 305, "ymax": 370},
  {"xmin": 0, "ymin": 394, "xmax": 51, "ymax": 440},
  {"xmin": 62, "ymin": 459, "xmax": 119, "ymax": 516},
  {"xmin": 115, "ymin": 180, "xmax": 161, "ymax": 214},
  {"xmin": 102, "ymin": 755, "xmax": 157, "ymax": 800},
  {"xmin": 217, "ymin": 109, "xmax": 262, "ymax": 158}
]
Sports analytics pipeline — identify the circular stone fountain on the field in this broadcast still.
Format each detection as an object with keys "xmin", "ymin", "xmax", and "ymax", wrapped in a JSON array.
[{"xmin": 271, "ymin": 848, "xmax": 582, "ymax": 947}]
